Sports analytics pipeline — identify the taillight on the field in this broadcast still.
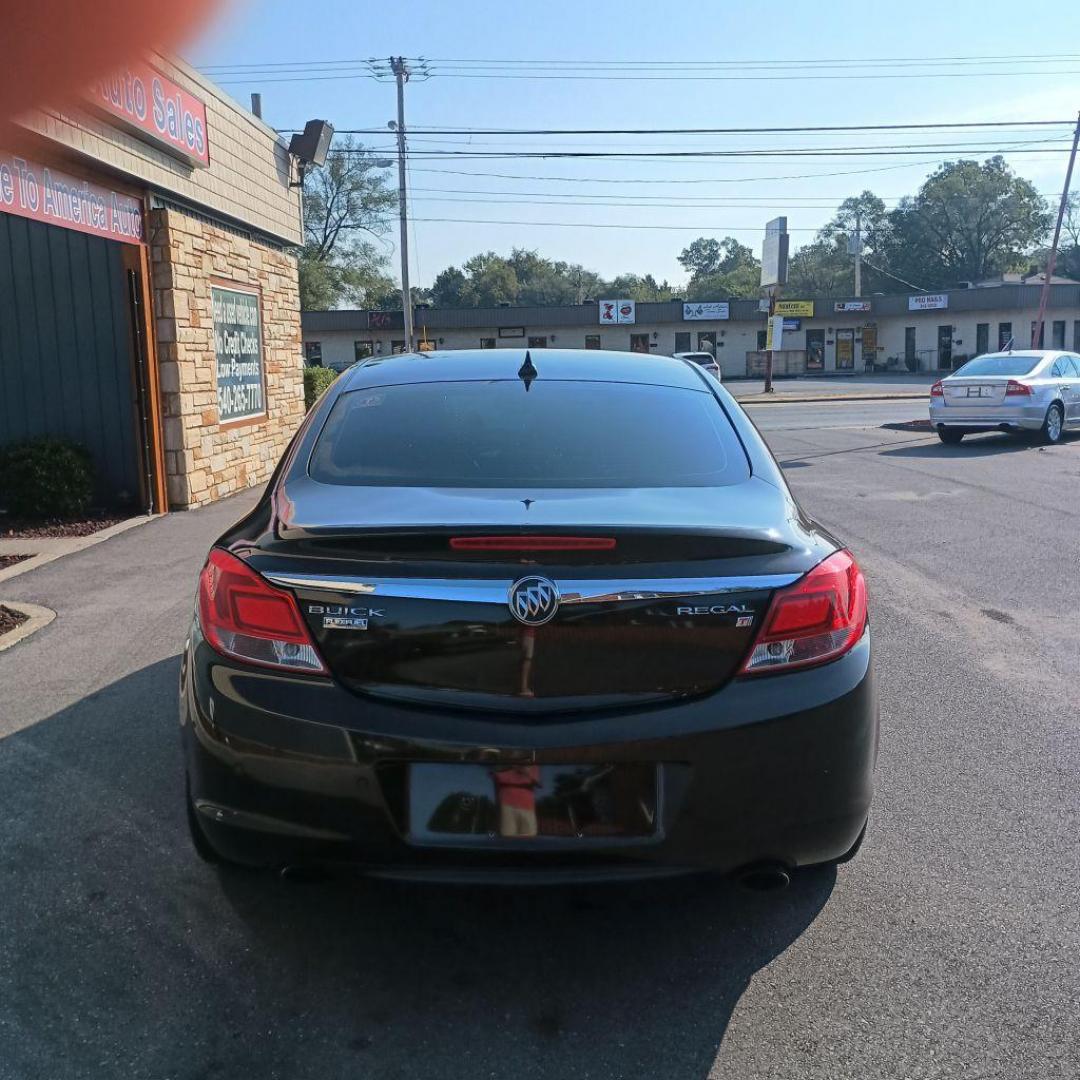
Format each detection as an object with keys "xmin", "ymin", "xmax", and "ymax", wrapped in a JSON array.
[
  {"xmin": 197, "ymin": 548, "xmax": 327, "ymax": 674},
  {"xmin": 1005, "ymin": 380, "xmax": 1032, "ymax": 396},
  {"xmin": 740, "ymin": 550, "xmax": 867, "ymax": 676},
  {"xmin": 930, "ymin": 381, "xmax": 944, "ymax": 398}
]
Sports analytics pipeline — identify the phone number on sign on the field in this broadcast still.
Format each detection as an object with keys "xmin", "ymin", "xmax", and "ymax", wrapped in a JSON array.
[{"xmin": 219, "ymin": 382, "xmax": 263, "ymax": 420}]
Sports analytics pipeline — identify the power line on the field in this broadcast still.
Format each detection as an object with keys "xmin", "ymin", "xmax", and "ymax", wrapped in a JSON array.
[
  {"xmin": 860, "ymin": 257, "xmax": 931, "ymax": 293},
  {"xmin": 353, "ymin": 135, "xmax": 1068, "ymax": 187},
  {"xmin": 328, "ymin": 138, "xmax": 1073, "ymax": 161},
  {"xmin": 214, "ymin": 66, "xmax": 1080, "ymax": 85},
  {"xmin": 203, "ymin": 52, "xmax": 1080, "ymax": 72},
  {"xmin": 404, "ymin": 216, "xmax": 825, "ymax": 231},
  {"xmin": 280, "ymin": 120, "xmax": 1075, "ymax": 137}
]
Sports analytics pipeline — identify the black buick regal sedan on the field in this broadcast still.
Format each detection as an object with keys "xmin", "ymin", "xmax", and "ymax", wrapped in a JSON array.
[{"xmin": 180, "ymin": 349, "xmax": 877, "ymax": 887}]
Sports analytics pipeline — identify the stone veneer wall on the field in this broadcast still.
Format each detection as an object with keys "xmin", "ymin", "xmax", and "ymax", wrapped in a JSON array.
[{"xmin": 149, "ymin": 206, "xmax": 304, "ymax": 509}]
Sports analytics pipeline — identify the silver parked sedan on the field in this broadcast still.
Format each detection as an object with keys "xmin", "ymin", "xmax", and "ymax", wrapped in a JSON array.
[
  {"xmin": 929, "ymin": 350, "xmax": 1080, "ymax": 445},
  {"xmin": 673, "ymin": 351, "xmax": 722, "ymax": 381}
]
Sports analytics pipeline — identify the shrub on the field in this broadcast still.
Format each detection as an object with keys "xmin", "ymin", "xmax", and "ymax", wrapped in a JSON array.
[
  {"xmin": 304, "ymin": 365, "xmax": 338, "ymax": 409},
  {"xmin": 0, "ymin": 437, "xmax": 96, "ymax": 518}
]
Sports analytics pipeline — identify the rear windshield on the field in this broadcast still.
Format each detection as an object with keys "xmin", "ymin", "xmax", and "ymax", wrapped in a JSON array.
[
  {"xmin": 309, "ymin": 380, "xmax": 749, "ymax": 488},
  {"xmin": 952, "ymin": 355, "xmax": 1042, "ymax": 377},
  {"xmin": 685, "ymin": 355, "xmax": 716, "ymax": 366}
]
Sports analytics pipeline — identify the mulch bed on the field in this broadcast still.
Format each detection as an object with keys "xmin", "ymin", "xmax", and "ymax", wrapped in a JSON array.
[
  {"xmin": 0, "ymin": 604, "xmax": 28, "ymax": 637},
  {"xmin": 0, "ymin": 514, "xmax": 128, "ymax": 539},
  {"xmin": 0, "ymin": 554, "xmax": 33, "ymax": 570}
]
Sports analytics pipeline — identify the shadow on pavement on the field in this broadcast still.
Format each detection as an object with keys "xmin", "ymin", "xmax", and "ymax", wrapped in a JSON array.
[
  {"xmin": 0, "ymin": 657, "xmax": 835, "ymax": 1080},
  {"xmin": 881, "ymin": 432, "xmax": 1051, "ymax": 458}
]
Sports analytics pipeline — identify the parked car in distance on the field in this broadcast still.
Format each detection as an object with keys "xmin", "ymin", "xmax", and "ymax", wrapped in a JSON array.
[
  {"xmin": 181, "ymin": 349, "xmax": 876, "ymax": 889},
  {"xmin": 930, "ymin": 350, "xmax": 1080, "ymax": 444},
  {"xmin": 673, "ymin": 351, "xmax": 722, "ymax": 381}
]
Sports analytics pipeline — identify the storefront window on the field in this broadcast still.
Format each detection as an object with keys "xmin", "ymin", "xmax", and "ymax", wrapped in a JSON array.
[
  {"xmin": 674, "ymin": 332, "xmax": 691, "ymax": 353},
  {"xmin": 479, "ymin": 338, "xmax": 496, "ymax": 349},
  {"xmin": 354, "ymin": 340, "xmax": 374, "ymax": 361},
  {"xmin": 304, "ymin": 341, "xmax": 322, "ymax": 366},
  {"xmin": 584, "ymin": 335, "xmax": 602, "ymax": 350}
]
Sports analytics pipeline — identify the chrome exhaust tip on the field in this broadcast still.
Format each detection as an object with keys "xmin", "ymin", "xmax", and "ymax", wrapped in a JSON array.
[{"xmin": 735, "ymin": 862, "xmax": 792, "ymax": 893}]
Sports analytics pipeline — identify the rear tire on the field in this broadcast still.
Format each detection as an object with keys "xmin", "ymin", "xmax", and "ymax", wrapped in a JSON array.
[
  {"xmin": 937, "ymin": 427, "xmax": 964, "ymax": 445},
  {"xmin": 1039, "ymin": 402, "xmax": 1064, "ymax": 445}
]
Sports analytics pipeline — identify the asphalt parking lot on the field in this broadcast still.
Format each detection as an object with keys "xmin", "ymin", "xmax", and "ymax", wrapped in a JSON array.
[{"xmin": 1, "ymin": 400, "xmax": 1078, "ymax": 1080}]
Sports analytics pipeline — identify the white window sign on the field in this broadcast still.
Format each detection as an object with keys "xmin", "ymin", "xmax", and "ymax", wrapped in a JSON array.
[
  {"xmin": 599, "ymin": 299, "xmax": 636, "ymax": 324},
  {"xmin": 908, "ymin": 293, "xmax": 948, "ymax": 311},
  {"xmin": 765, "ymin": 314, "xmax": 785, "ymax": 351},
  {"xmin": 212, "ymin": 285, "xmax": 265, "ymax": 424},
  {"xmin": 682, "ymin": 301, "xmax": 730, "ymax": 321},
  {"xmin": 835, "ymin": 300, "xmax": 872, "ymax": 313}
]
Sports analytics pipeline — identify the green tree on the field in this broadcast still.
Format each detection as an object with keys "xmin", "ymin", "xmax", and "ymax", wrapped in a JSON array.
[
  {"xmin": 786, "ymin": 191, "xmax": 891, "ymax": 296},
  {"xmin": 786, "ymin": 238, "xmax": 852, "ymax": 296},
  {"xmin": 428, "ymin": 248, "xmax": 609, "ymax": 307},
  {"xmin": 299, "ymin": 136, "xmax": 397, "ymax": 309},
  {"xmin": 875, "ymin": 157, "xmax": 1051, "ymax": 290},
  {"xmin": 1057, "ymin": 193, "xmax": 1080, "ymax": 280},
  {"xmin": 677, "ymin": 237, "xmax": 760, "ymax": 298},
  {"xmin": 607, "ymin": 272, "xmax": 677, "ymax": 302}
]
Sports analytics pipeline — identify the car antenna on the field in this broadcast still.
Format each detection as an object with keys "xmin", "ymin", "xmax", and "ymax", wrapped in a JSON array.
[{"xmin": 518, "ymin": 350, "xmax": 538, "ymax": 392}]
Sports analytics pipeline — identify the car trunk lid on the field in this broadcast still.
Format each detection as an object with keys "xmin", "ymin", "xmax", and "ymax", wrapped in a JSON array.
[{"xmin": 247, "ymin": 477, "xmax": 822, "ymax": 713}]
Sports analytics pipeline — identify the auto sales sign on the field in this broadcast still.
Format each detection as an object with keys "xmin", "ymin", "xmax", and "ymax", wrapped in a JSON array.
[{"xmin": 92, "ymin": 62, "xmax": 209, "ymax": 167}]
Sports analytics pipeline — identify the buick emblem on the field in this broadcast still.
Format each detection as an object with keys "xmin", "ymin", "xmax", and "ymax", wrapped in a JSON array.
[{"xmin": 508, "ymin": 576, "xmax": 560, "ymax": 627}]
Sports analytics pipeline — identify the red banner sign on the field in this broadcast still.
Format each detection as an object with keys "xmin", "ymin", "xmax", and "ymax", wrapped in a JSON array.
[
  {"xmin": 0, "ymin": 152, "xmax": 144, "ymax": 244},
  {"xmin": 92, "ymin": 61, "xmax": 209, "ymax": 168}
]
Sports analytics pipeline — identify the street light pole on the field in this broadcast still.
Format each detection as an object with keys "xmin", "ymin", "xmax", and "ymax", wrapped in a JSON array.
[
  {"xmin": 1031, "ymin": 109, "xmax": 1080, "ymax": 349},
  {"xmin": 853, "ymin": 210, "xmax": 862, "ymax": 298},
  {"xmin": 390, "ymin": 56, "xmax": 413, "ymax": 351}
]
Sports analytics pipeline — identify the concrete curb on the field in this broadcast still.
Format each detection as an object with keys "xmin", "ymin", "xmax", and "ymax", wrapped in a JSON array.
[
  {"xmin": 735, "ymin": 392, "xmax": 929, "ymax": 406},
  {"xmin": 0, "ymin": 514, "xmax": 157, "ymax": 585},
  {"xmin": 0, "ymin": 601, "xmax": 56, "ymax": 653}
]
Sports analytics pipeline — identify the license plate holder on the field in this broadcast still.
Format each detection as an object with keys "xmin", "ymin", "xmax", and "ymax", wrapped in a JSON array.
[{"xmin": 407, "ymin": 762, "xmax": 659, "ymax": 843}]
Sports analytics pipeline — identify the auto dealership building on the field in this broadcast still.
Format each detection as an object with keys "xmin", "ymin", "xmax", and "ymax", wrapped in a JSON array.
[
  {"xmin": 303, "ymin": 280, "xmax": 1080, "ymax": 378},
  {"xmin": 0, "ymin": 54, "xmax": 305, "ymax": 511}
]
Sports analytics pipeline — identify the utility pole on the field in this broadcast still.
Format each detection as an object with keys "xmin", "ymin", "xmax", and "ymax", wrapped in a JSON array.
[
  {"xmin": 1032, "ymin": 109, "xmax": 1080, "ymax": 348},
  {"xmin": 853, "ymin": 210, "xmax": 862, "ymax": 298},
  {"xmin": 390, "ymin": 56, "xmax": 413, "ymax": 351}
]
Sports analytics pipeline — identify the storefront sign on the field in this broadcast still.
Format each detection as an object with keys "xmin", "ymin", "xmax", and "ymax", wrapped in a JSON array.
[
  {"xmin": 213, "ymin": 286, "xmax": 265, "ymax": 424},
  {"xmin": 498, "ymin": 326, "xmax": 525, "ymax": 338},
  {"xmin": 761, "ymin": 216, "xmax": 789, "ymax": 288},
  {"xmin": 909, "ymin": 293, "xmax": 948, "ymax": 311},
  {"xmin": 0, "ymin": 151, "xmax": 143, "ymax": 244},
  {"xmin": 775, "ymin": 300, "xmax": 814, "ymax": 317},
  {"xmin": 835, "ymin": 300, "xmax": 871, "ymax": 313},
  {"xmin": 782, "ymin": 317, "xmax": 801, "ymax": 331},
  {"xmin": 599, "ymin": 299, "xmax": 636, "ymax": 324},
  {"xmin": 368, "ymin": 310, "xmax": 404, "ymax": 330},
  {"xmin": 92, "ymin": 62, "xmax": 209, "ymax": 167},
  {"xmin": 682, "ymin": 301, "xmax": 729, "ymax": 321}
]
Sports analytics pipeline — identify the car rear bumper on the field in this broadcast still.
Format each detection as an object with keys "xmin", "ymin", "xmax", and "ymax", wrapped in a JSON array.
[
  {"xmin": 180, "ymin": 624, "xmax": 878, "ymax": 882},
  {"xmin": 929, "ymin": 402, "xmax": 1045, "ymax": 430}
]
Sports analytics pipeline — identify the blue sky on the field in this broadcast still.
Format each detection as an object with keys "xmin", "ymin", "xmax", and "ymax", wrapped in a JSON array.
[{"xmin": 189, "ymin": 0, "xmax": 1080, "ymax": 288}]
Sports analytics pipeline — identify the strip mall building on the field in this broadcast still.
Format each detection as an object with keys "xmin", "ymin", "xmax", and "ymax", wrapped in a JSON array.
[
  {"xmin": 0, "ymin": 54, "xmax": 304, "ymax": 511},
  {"xmin": 303, "ymin": 281, "xmax": 1080, "ymax": 378}
]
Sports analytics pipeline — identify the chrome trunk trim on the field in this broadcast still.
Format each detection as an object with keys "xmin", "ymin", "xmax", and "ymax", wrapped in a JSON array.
[{"xmin": 264, "ymin": 572, "xmax": 801, "ymax": 604}]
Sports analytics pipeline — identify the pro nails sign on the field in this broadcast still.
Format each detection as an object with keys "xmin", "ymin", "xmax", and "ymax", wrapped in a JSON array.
[{"xmin": 93, "ymin": 62, "xmax": 209, "ymax": 168}]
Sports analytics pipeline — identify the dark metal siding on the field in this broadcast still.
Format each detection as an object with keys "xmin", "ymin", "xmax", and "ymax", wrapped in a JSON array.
[{"xmin": 0, "ymin": 214, "xmax": 140, "ymax": 507}]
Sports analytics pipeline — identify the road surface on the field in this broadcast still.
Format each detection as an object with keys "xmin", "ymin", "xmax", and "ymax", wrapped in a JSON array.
[{"xmin": 1, "ymin": 400, "xmax": 1077, "ymax": 1080}]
